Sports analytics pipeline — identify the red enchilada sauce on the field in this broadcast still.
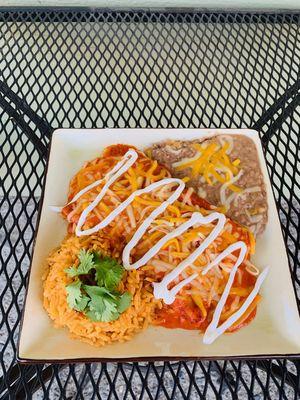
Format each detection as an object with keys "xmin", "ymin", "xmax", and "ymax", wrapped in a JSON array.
[
  {"xmin": 154, "ymin": 298, "xmax": 206, "ymax": 330},
  {"xmin": 154, "ymin": 291, "xmax": 258, "ymax": 333},
  {"xmin": 153, "ymin": 188, "xmax": 259, "ymax": 333}
]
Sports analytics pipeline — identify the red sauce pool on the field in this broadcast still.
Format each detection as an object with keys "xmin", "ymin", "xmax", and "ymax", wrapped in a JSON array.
[{"xmin": 154, "ymin": 298, "xmax": 206, "ymax": 330}]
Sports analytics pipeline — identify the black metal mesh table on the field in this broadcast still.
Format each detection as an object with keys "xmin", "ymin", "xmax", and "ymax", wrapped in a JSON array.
[{"xmin": 0, "ymin": 8, "xmax": 299, "ymax": 399}]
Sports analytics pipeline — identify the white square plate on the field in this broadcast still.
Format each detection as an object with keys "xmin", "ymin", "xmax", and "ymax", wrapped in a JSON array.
[{"xmin": 18, "ymin": 129, "xmax": 300, "ymax": 362}]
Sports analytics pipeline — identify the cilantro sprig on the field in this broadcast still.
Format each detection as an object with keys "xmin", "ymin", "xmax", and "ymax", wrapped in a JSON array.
[
  {"xmin": 93, "ymin": 252, "xmax": 124, "ymax": 290},
  {"xmin": 65, "ymin": 249, "xmax": 95, "ymax": 277},
  {"xmin": 65, "ymin": 250, "xmax": 132, "ymax": 322}
]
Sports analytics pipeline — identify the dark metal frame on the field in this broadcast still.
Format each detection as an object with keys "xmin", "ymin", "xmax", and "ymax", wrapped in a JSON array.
[{"xmin": 0, "ymin": 8, "xmax": 299, "ymax": 399}]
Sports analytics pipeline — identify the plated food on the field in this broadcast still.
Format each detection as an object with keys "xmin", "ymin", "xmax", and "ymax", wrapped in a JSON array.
[
  {"xmin": 18, "ymin": 129, "xmax": 300, "ymax": 361},
  {"xmin": 43, "ymin": 139, "xmax": 269, "ymax": 347}
]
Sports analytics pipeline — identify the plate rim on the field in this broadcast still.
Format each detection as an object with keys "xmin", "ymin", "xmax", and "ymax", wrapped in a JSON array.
[{"xmin": 17, "ymin": 351, "xmax": 300, "ymax": 364}]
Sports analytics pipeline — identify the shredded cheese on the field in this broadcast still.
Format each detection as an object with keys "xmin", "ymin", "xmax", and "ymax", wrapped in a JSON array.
[
  {"xmin": 220, "ymin": 170, "xmax": 243, "ymax": 211},
  {"xmin": 172, "ymin": 139, "xmax": 243, "ymax": 201}
]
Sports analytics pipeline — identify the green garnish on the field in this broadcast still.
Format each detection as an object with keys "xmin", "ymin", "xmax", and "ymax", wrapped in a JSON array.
[
  {"xmin": 93, "ymin": 252, "xmax": 124, "ymax": 290},
  {"xmin": 65, "ymin": 249, "xmax": 95, "ymax": 277},
  {"xmin": 65, "ymin": 250, "xmax": 131, "ymax": 322},
  {"xmin": 84, "ymin": 285, "xmax": 119, "ymax": 322},
  {"xmin": 65, "ymin": 280, "xmax": 89, "ymax": 312}
]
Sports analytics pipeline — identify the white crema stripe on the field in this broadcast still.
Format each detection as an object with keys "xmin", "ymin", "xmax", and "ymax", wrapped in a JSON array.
[
  {"xmin": 50, "ymin": 149, "xmax": 138, "ymax": 214},
  {"xmin": 152, "ymin": 212, "xmax": 226, "ymax": 304},
  {"xmin": 202, "ymin": 241, "xmax": 268, "ymax": 344},
  {"xmin": 52, "ymin": 149, "xmax": 268, "ymax": 344},
  {"xmin": 75, "ymin": 150, "xmax": 138, "ymax": 236}
]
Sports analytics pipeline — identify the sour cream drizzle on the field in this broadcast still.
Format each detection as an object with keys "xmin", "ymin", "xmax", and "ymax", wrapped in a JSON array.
[
  {"xmin": 53, "ymin": 149, "xmax": 268, "ymax": 343},
  {"xmin": 75, "ymin": 150, "xmax": 138, "ymax": 236}
]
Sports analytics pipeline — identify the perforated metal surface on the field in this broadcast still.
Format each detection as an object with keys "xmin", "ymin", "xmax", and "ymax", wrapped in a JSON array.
[{"xmin": 0, "ymin": 9, "xmax": 299, "ymax": 399}]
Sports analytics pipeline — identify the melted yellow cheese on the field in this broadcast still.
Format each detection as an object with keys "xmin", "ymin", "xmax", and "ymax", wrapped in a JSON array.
[{"xmin": 174, "ymin": 140, "xmax": 242, "ymax": 193}]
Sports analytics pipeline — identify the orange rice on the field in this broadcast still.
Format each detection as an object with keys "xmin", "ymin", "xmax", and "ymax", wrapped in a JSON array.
[{"xmin": 43, "ymin": 234, "xmax": 160, "ymax": 347}]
